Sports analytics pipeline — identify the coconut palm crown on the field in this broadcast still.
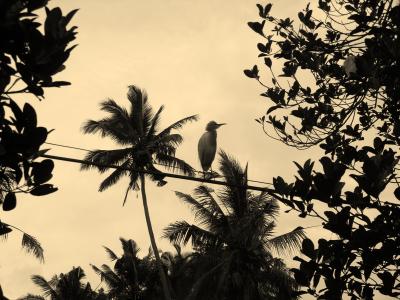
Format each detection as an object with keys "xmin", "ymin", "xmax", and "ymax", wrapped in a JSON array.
[
  {"xmin": 81, "ymin": 85, "xmax": 198, "ymax": 202},
  {"xmin": 163, "ymin": 150, "xmax": 306, "ymax": 299}
]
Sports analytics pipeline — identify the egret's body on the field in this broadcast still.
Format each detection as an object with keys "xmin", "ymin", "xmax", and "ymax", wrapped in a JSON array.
[{"xmin": 198, "ymin": 121, "xmax": 225, "ymax": 172}]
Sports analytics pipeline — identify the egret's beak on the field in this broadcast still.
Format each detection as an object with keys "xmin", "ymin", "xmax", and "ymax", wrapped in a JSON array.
[{"xmin": 217, "ymin": 123, "xmax": 226, "ymax": 127}]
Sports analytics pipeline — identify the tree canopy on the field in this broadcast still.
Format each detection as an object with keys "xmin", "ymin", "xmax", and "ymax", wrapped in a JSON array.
[
  {"xmin": 0, "ymin": 0, "xmax": 77, "ymax": 260},
  {"xmin": 246, "ymin": 0, "xmax": 400, "ymax": 298},
  {"xmin": 164, "ymin": 151, "xmax": 303, "ymax": 300}
]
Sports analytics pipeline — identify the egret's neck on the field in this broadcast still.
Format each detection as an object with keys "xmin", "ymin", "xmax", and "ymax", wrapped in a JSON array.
[{"xmin": 206, "ymin": 129, "xmax": 217, "ymax": 136}]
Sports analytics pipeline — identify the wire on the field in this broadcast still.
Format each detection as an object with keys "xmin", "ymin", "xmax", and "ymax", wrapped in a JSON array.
[
  {"xmin": 44, "ymin": 141, "xmax": 274, "ymax": 187},
  {"xmin": 40, "ymin": 153, "xmax": 274, "ymax": 194},
  {"xmin": 44, "ymin": 142, "xmax": 91, "ymax": 152}
]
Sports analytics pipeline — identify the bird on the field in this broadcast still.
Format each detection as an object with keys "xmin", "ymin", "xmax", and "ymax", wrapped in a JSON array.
[{"xmin": 198, "ymin": 121, "xmax": 226, "ymax": 174}]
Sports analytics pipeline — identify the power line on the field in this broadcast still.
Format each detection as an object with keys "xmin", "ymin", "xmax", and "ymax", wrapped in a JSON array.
[
  {"xmin": 44, "ymin": 142, "xmax": 91, "ymax": 152},
  {"xmin": 44, "ymin": 141, "xmax": 273, "ymax": 187},
  {"xmin": 40, "ymin": 153, "xmax": 274, "ymax": 194}
]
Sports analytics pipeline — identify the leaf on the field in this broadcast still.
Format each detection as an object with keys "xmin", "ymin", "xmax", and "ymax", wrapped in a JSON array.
[
  {"xmin": 29, "ymin": 127, "xmax": 48, "ymax": 148},
  {"xmin": 0, "ymin": 222, "xmax": 12, "ymax": 236},
  {"xmin": 30, "ymin": 184, "xmax": 58, "ymax": 196},
  {"xmin": 264, "ymin": 3, "xmax": 272, "ymax": 15},
  {"xmin": 267, "ymin": 105, "xmax": 281, "ymax": 114},
  {"xmin": 247, "ymin": 20, "xmax": 265, "ymax": 36},
  {"xmin": 31, "ymin": 159, "xmax": 54, "ymax": 184},
  {"xmin": 264, "ymin": 57, "xmax": 272, "ymax": 68},
  {"xmin": 23, "ymin": 103, "xmax": 37, "ymax": 128},
  {"xmin": 3, "ymin": 192, "xmax": 16, "ymax": 211},
  {"xmin": 243, "ymin": 65, "xmax": 259, "ymax": 79},
  {"xmin": 373, "ymin": 137, "xmax": 384, "ymax": 153},
  {"xmin": 273, "ymin": 176, "xmax": 290, "ymax": 194},
  {"xmin": 40, "ymin": 81, "xmax": 71, "ymax": 87},
  {"xmin": 394, "ymin": 187, "xmax": 400, "ymax": 200},
  {"xmin": 301, "ymin": 238, "xmax": 315, "ymax": 259},
  {"xmin": 256, "ymin": 4, "xmax": 265, "ymax": 18}
]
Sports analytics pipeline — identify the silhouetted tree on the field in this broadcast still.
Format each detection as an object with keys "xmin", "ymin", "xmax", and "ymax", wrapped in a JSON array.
[
  {"xmin": 164, "ymin": 151, "xmax": 304, "ymax": 300},
  {"xmin": 92, "ymin": 238, "xmax": 195, "ymax": 300},
  {"xmin": 81, "ymin": 85, "xmax": 198, "ymax": 300},
  {"xmin": 0, "ymin": 0, "xmax": 77, "ymax": 261},
  {"xmin": 92, "ymin": 238, "xmax": 160, "ymax": 300},
  {"xmin": 18, "ymin": 267, "xmax": 104, "ymax": 300},
  {"xmin": 246, "ymin": 1, "xmax": 400, "ymax": 298}
]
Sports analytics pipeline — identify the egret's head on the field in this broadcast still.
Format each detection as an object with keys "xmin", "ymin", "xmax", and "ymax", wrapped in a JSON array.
[{"xmin": 206, "ymin": 121, "xmax": 226, "ymax": 131}]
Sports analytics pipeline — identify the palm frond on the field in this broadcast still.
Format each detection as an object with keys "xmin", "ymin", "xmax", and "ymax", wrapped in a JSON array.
[
  {"xmin": 81, "ymin": 118, "xmax": 134, "ymax": 145},
  {"xmin": 157, "ymin": 114, "xmax": 199, "ymax": 138},
  {"xmin": 250, "ymin": 195, "xmax": 280, "ymax": 221},
  {"xmin": 99, "ymin": 160, "xmax": 130, "ymax": 192},
  {"xmin": 218, "ymin": 150, "xmax": 245, "ymax": 185},
  {"xmin": 47, "ymin": 275, "xmax": 59, "ymax": 289},
  {"xmin": 91, "ymin": 264, "xmax": 105, "ymax": 279},
  {"xmin": 22, "ymin": 233, "xmax": 44, "ymax": 262},
  {"xmin": 154, "ymin": 133, "xmax": 184, "ymax": 148},
  {"xmin": 144, "ymin": 163, "xmax": 167, "ymax": 185},
  {"xmin": 267, "ymin": 226, "xmax": 306, "ymax": 255},
  {"xmin": 218, "ymin": 150, "xmax": 249, "ymax": 217},
  {"xmin": 69, "ymin": 266, "xmax": 86, "ymax": 281},
  {"xmin": 121, "ymin": 173, "xmax": 139, "ymax": 206},
  {"xmin": 163, "ymin": 220, "xmax": 219, "ymax": 248},
  {"xmin": 155, "ymin": 153, "xmax": 195, "ymax": 176},
  {"xmin": 175, "ymin": 191, "xmax": 219, "ymax": 228},
  {"xmin": 127, "ymin": 85, "xmax": 148, "ymax": 135},
  {"xmin": 140, "ymin": 97, "xmax": 154, "ymax": 130},
  {"xmin": 0, "ymin": 221, "xmax": 12, "ymax": 238},
  {"xmin": 100, "ymin": 99, "xmax": 130, "ymax": 123},
  {"xmin": 194, "ymin": 185, "xmax": 226, "ymax": 218},
  {"xmin": 80, "ymin": 148, "xmax": 131, "ymax": 172},
  {"xmin": 91, "ymin": 264, "xmax": 121, "ymax": 289},
  {"xmin": 31, "ymin": 275, "xmax": 57, "ymax": 298},
  {"xmin": 261, "ymin": 258, "xmax": 299, "ymax": 298},
  {"xmin": 103, "ymin": 246, "xmax": 119, "ymax": 261},
  {"xmin": 147, "ymin": 105, "xmax": 164, "ymax": 138},
  {"xmin": 120, "ymin": 238, "xmax": 140, "ymax": 258}
]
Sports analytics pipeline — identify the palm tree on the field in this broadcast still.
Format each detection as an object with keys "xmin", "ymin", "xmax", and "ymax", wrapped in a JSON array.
[
  {"xmin": 18, "ymin": 267, "xmax": 97, "ymax": 300},
  {"xmin": 81, "ymin": 85, "xmax": 198, "ymax": 300},
  {"xmin": 163, "ymin": 150, "xmax": 306, "ymax": 300},
  {"xmin": 92, "ymin": 238, "xmax": 158, "ymax": 300},
  {"xmin": 93, "ymin": 238, "xmax": 197, "ymax": 300}
]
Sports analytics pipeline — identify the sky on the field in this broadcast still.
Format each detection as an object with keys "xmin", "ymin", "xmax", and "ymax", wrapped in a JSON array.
[{"xmin": 0, "ymin": 0, "xmax": 337, "ymax": 298}]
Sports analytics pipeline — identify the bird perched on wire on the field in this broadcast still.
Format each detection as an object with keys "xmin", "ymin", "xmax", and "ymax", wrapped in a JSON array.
[{"xmin": 198, "ymin": 121, "xmax": 226, "ymax": 175}]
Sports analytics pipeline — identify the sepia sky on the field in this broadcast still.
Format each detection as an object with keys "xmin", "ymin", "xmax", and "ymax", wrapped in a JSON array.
[{"xmin": 0, "ymin": 0, "xmax": 337, "ymax": 297}]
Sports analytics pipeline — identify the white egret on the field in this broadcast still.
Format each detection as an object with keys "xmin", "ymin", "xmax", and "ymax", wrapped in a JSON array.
[{"xmin": 198, "ymin": 121, "xmax": 226, "ymax": 173}]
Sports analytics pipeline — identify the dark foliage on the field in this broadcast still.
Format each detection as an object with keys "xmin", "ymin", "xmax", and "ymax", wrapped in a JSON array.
[
  {"xmin": 0, "ymin": 0, "xmax": 77, "ymax": 262},
  {"xmin": 0, "ymin": 0, "xmax": 77, "ymax": 209},
  {"xmin": 164, "ymin": 151, "xmax": 303, "ymax": 300},
  {"xmin": 91, "ymin": 238, "xmax": 161, "ymax": 300},
  {"xmin": 247, "ymin": 0, "xmax": 400, "ymax": 299},
  {"xmin": 18, "ymin": 266, "xmax": 108, "ymax": 300}
]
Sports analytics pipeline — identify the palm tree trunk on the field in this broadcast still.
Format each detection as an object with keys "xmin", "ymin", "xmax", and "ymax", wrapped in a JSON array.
[{"xmin": 139, "ymin": 173, "xmax": 172, "ymax": 300}]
